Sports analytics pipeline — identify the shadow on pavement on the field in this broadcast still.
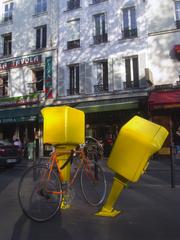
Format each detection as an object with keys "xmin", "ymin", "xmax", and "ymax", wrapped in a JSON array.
[{"xmin": 11, "ymin": 213, "xmax": 72, "ymax": 240}]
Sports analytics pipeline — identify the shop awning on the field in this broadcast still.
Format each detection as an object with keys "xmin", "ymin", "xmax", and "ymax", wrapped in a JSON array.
[
  {"xmin": 0, "ymin": 107, "xmax": 41, "ymax": 123},
  {"xmin": 148, "ymin": 89, "xmax": 180, "ymax": 110},
  {"xmin": 75, "ymin": 99, "xmax": 139, "ymax": 113}
]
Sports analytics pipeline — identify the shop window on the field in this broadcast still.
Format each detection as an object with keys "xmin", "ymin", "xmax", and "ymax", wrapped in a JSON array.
[
  {"xmin": 3, "ymin": 1, "xmax": 14, "ymax": 22},
  {"xmin": 0, "ymin": 75, "xmax": 8, "ymax": 97},
  {"xmin": 124, "ymin": 56, "xmax": 139, "ymax": 88},
  {"xmin": 67, "ymin": 0, "xmax": 80, "ymax": 10},
  {"xmin": 32, "ymin": 69, "xmax": 44, "ymax": 92},
  {"xmin": 68, "ymin": 64, "xmax": 79, "ymax": 95},
  {"xmin": 122, "ymin": 7, "xmax": 137, "ymax": 38},
  {"xmin": 2, "ymin": 33, "xmax": 12, "ymax": 56},
  {"xmin": 67, "ymin": 19, "xmax": 80, "ymax": 49},
  {"xmin": 35, "ymin": 0, "xmax": 47, "ymax": 15},
  {"xmin": 94, "ymin": 60, "xmax": 108, "ymax": 93},
  {"xmin": 35, "ymin": 25, "xmax": 47, "ymax": 49},
  {"xmin": 93, "ymin": 13, "xmax": 108, "ymax": 44},
  {"xmin": 175, "ymin": 1, "xmax": 180, "ymax": 28}
]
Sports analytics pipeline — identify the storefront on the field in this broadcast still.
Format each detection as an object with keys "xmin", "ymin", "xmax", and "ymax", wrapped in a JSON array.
[
  {"xmin": 148, "ymin": 88, "xmax": 180, "ymax": 155},
  {"xmin": 75, "ymin": 96, "xmax": 148, "ymax": 156}
]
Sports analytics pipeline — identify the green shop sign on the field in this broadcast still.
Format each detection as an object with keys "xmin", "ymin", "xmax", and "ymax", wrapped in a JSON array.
[
  {"xmin": 0, "ymin": 93, "xmax": 39, "ymax": 107},
  {"xmin": 45, "ymin": 56, "xmax": 53, "ymax": 99}
]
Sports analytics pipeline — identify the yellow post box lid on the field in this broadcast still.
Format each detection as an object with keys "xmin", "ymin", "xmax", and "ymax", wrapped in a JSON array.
[{"xmin": 41, "ymin": 106, "xmax": 85, "ymax": 145}]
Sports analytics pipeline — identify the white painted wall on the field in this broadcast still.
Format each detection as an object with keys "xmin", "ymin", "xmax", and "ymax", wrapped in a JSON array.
[
  {"xmin": 0, "ymin": 0, "xmax": 59, "ymax": 97},
  {"xmin": 58, "ymin": 0, "xmax": 148, "ymax": 97},
  {"xmin": 147, "ymin": 0, "xmax": 180, "ymax": 85}
]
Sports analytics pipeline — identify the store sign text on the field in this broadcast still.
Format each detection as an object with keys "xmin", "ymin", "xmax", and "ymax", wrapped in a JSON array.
[{"xmin": 0, "ymin": 55, "xmax": 42, "ymax": 71}]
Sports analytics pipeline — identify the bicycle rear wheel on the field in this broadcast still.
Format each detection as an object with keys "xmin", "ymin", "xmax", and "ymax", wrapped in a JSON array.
[
  {"xmin": 80, "ymin": 160, "xmax": 107, "ymax": 206},
  {"xmin": 18, "ymin": 164, "xmax": 62, "ymax": 222}
]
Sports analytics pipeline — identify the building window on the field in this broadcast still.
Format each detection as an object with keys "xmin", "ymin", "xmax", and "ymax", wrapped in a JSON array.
[
  {"xmin": 124, "ymin": 56, "xmax": 139, "ymax": 88},
  {"xmin": 122, "ymin": 7, "xmax": 137, "ymax": 38},
  {"xmin": 3, "ymin": 1, "xmax": 14, "ymax": 22},
  {"xmin": 93, "ymin": 13, "xmax": 108, "ymax": 44},
  {"xmin": 68, "ymin": 65, "xmax": 79, "ymax": 95},
  {"xmin": 3, "ymin": 33, "xmax": 12, "ymax": 56},
  {"xmin": 0, "ymin": 75, "xmax": 8, "ymax": 97},
  {"xmin": 175, "ymin": 1, "xmax": 180, "ymax": 28},
  {"xmin": 67, "ymin": 19, "xmax": 80, "ymax": 49},
  {"xmin": 35, "ymin": 0, "xmax": 47, "ymax": 15},
  {"xmin": 32, "ymin": 69, "xmax": 44, "ymax": 92},
  {"xmin": 67, "ymin": 0, "xmax": 80, "ymax": 10},
  {"xmin": 36, "ymin": 25, "xmax": 47, "ymax": 49},
  {"xmin": 94, "ymin": 60, "xmax": 108, "ymax": 93},
  {"xmin": 92, "ymin": 0, "xmax": 107, "ymax": 4}
]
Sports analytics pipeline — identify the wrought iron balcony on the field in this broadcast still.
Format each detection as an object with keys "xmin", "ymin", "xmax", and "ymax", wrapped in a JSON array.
[
  {"xmin": 67, "ymin": 88, "xmax": 79, "ymax": 95},
  {"xmin": 122, "ymin": 28, "xmax": 137, "ymax": 38},
  {"xmin": 94, "ymin": 84, "xmax": 108, "ymax": 93},
  {"xmin": 176, "ymin": 20, "xmax": 180, "ymax": 29},
  {"xmin": 67, "ymin": 0, "xmax": 80, "ymax": 10},
  {"xmin": 93, "ymin": 33, "xmax": 108, "ymax": 44}
]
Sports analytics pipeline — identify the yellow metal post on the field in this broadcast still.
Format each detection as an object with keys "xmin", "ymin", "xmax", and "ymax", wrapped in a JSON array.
[{"xmin": 96, "ymin": 175, "xmax": 128, "ymax": 217}]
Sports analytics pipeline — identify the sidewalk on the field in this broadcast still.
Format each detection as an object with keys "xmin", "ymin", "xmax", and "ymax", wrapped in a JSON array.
[{"xmin": 2, "ymin": 155, "xmax": 180, "ymax": 240}]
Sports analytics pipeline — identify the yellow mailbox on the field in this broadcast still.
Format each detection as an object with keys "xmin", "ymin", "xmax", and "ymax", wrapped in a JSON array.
[
  {"xmin": 41, "ymin": 106, "xmax": 85, "ymax": 146},
  {"xmin": 108, "ymin": 115, "xmax": 168, "ymax": 182},
  {"xmin": 41, "ymin": 106, "xmax": 85, "ymax": 208},
  {"xmin": 96, "ymin": 115, "xmax": 168, "ymax": 217}
]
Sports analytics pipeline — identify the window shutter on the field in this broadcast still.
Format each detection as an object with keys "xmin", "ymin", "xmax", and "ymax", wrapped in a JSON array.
[
  {"xmin": 58, "ymin": 67, "xmax": 65, "ymax": 96},
  {"xmin": 36, "ymin": 28, "xmax": 41, "ymax": 49},
  {"xmin": 133, "ymin": 57, "xmax": 139, "ymax": 88},
  {"xmin": 112, "ymin": 58, "xmax": 123, "ymax": 90},
  {"xmin": 79, "ymin": 63, "xmax": 85, "ymax": 94},
  {"xmin": 42, "ymin": 25, "xmax": 47, "ymax": 48},
  {"xmin": 85, "ymin": 63, "xmax": 92, "ymax": 94}
]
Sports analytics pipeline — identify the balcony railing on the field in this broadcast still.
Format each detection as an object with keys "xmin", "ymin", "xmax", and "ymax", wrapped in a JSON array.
[
  {"xmin": 122, "ymin": 28, "xmax": 137, "ymax": 38},
  {"xmin": 67, "ymin": 39, "xmax": 80, "ymax": 49},
  {"xmin": 176, "ymin": 20, "xmax": 180, "ymax": 29},
  {"xmin": 94, "ymin": 84, "xmax": 108, "ymax": 93},
  {"xmin": 1, "ymin": 14, "xmax": 13, "ymax": 24},
  {"xmin": 123, "ymin": 81, "xmax": 140, "ymax": 89},
  {"xmin": 93, "ymin": 33, "xmax": 108, "ymax": 44},
  {"xmin": 67, "ymin": 88, "xmax": 79, "ymax": 95},
  {"xmin": 67, "ymin": 0, "xmax": 80, "ymax": 10}
]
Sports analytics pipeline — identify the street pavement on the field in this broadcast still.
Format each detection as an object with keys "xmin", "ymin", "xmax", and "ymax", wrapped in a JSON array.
[{"xmin": 0, "ymin": 157, "xmax": 179, "ymax": 240}]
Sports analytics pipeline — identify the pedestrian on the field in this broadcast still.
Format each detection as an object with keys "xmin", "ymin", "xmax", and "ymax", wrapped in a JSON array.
[
  {"xmin": 175, "ymin": 126, "xmax": 180, "ymax": 156},
  {"xmin": 13, "ymin": 138, "xmax": 22, "ymax": 148}
]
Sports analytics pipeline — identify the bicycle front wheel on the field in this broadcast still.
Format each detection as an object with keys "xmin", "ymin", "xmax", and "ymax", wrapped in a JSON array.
[
  {"xmin": 18, "ymin": 164, "xmax": 62, "ymax": 222},
  {"xmin": 80, "ymin": 160, "xmax": 107, "ymax": 206}
]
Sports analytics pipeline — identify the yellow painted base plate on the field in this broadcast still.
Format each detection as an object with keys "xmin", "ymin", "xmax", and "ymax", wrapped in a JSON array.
[{"xmin": 95, "ymin": 209, "xmax": 121, "ymax": 217}]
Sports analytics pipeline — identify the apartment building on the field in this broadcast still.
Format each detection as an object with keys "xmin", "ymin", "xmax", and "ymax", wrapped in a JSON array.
[
  {"xmin": 0, "ymin": 0, "xmax": 59, "ymax": 155},
  {"xmin": 56, "ymin": 0, "xmax": 150, "ymax": 154},
  {"xmin": 147, "ymin": 0, "xmax": 180, "ymax": 154}
]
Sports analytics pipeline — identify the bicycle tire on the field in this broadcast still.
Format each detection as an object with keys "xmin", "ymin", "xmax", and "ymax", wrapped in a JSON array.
[
  {"xmin": 18, "ymin": 164, "xmax": 62, "ymax": 222},
  {"xmin": 80, "ymin": 160, "xmax": 107, "ymax": 206}
]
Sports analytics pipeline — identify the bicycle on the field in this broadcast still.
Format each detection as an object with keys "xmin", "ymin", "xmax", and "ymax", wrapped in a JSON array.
[{"xmin": 18, "ymin": 144, "xmax": 107, "ymax": 222}]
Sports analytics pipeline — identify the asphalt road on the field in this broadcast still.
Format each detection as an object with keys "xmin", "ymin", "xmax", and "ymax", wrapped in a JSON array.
[{"xmin": 0, "ymin": 159, "xmax": 179, "ymax": 240}]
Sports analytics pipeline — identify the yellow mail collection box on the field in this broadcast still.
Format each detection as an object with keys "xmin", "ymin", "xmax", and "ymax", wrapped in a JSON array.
[
  {"xmin": 41, "ymin": 106, "xmax": 85, "ymax": 145},
  {"xmin": 107, "ymin": 116, "xmax": 169, "ymax": 182}
]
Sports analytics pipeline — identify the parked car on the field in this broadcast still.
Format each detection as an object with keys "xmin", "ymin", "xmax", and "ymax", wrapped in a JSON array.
[{"xmin": 0, "ymin": 140, "xmax": 22, "ymax": 167}]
